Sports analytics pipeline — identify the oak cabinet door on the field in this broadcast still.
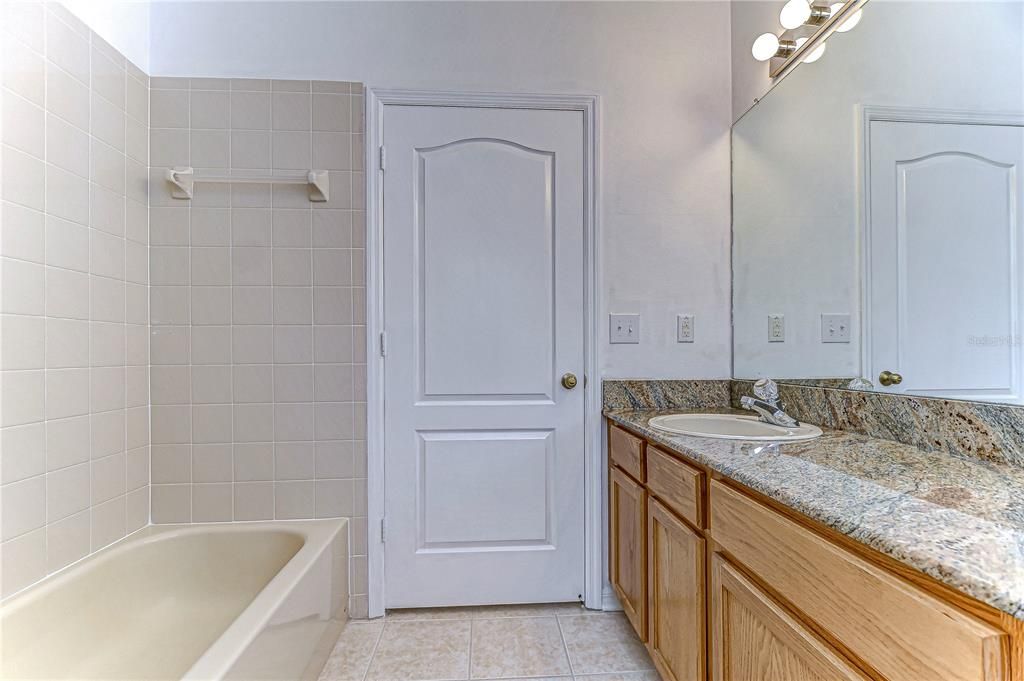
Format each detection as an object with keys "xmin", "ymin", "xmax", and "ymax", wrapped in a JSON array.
[
  {"xmin": 648, "ymin": 498, "xmax": 705, "ymax": 681},
  {"xmin": 610, "ymin": 465, "xmax": 647, "ymax": 639},
  {"xmin": 710, "ymin": 555, "xmax": 868, "ymax": 681}
]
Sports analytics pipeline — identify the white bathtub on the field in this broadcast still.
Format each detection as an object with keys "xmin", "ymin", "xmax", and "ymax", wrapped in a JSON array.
[{"xmin": 0, "ymin": 519, "xmax": 348, "ymax": 680}]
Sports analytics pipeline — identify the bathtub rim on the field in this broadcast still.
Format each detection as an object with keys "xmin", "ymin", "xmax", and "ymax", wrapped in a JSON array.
[
  {"xmin": 181, "ymin": 518, "xmax": 348, "ymax": 680},
  {"xmin": 0, "ymin": 518, "xmax": 348, "ymax": 681}
]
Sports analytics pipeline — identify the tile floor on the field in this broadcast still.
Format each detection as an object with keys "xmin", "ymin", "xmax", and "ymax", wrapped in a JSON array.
[{"xmin": 319, "ymin": 603, "xmax": 658, "ymax": 681}]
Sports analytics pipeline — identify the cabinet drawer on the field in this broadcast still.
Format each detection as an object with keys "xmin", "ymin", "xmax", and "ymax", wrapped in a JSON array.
[
  {"xmin": 710, "ymin": 480, "xmax": 1007, "ymax": 681},
  {"xmin": 646, "ymin": 445, "xmax": 703, "ymax": 528},
  {"xmin": 609, "ymin": 425, "xmax": 644, "ymax": 482}
]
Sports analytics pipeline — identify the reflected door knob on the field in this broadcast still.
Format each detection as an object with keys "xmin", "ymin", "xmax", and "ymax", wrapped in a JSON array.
[
  {"xmin": 878, "ymin": 370, "xmax": 903, "ymax": 386},
  {"xmin": 561, "ymin": 373, "xmax": 578, "ymax": 390}
]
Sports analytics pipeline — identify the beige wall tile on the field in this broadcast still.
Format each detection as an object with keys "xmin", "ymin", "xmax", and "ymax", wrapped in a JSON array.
[
  {"xmin": 233, "ymin": 481, "xmax": 273, "ymax": 520},
  {"xmin": 0, "ymin": 423, "xmax": 45, "ymax": 485},
  {"xmin": 1, "ymin": 202, "xmax": 44, "ymax": 264},
  {"xmin": 2, "ymin": 92, "xmax": 44, "ymax": 159},
  {"xmin": 45, "ymin": 510, "xmax": 90, "ymax": 574},
  {"xmin": 192, "ymin": 483, "xmax": 233, "ymax": 521},
  {"xmin": 151, "ymin": 484, "xmax": 190, "ymax": 523},
  {"xmin": 1, "ymin": 10, "xmax": 150, "ymax": 593},
  {"xmin": 275, "ymin": 480, "xmax": 315, "ymax": 519},
  {"xmin": 192, "ymin": 444, "xmax": 232, "ymax": 483},
  {"xmin": 1, "ymin": 315, "xmax": 44, "ymax": 370},
  {"xmin": 1, "ymin": 528, "xmax": 46, "ymax": 597},
  {"xmin": 190, "ymin": 90, "xmax": 230, "ymax": 129}
]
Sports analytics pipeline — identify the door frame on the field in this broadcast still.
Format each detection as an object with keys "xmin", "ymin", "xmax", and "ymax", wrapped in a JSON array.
[
  {"xmin": 365, "ymin": 88, "xmax": 601, "ymax": 617},
  {"xmin": 857, "ymin": 105, "xmax": 1024, "ymax": 390}
]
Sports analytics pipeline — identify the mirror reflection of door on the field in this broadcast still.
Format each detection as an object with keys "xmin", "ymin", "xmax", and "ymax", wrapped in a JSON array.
[{"xmin": 867, "ymin": 119, "xmax": 1024, "ymax": 402}]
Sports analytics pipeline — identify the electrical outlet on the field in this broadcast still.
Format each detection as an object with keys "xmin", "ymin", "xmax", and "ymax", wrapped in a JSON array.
[
  {"xmin": 677, "ymin": 314, "xmax": 694, "ymax": 343},
  {"xmin": 821, "ymin": 313, "xmax": 852, "ymax": 343},
  {"xmin": 768, "ymin": 314, "xmax": 785, "ymax": 342},
  {"xmin": 609, "ymin": 314, "xmax": 640, "ymax": 344}
]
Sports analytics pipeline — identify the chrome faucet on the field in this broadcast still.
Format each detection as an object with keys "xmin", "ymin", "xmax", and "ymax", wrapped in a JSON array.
[{"xmin": 740, "ymin": 379, "xmax": 800, "ymax": 428}]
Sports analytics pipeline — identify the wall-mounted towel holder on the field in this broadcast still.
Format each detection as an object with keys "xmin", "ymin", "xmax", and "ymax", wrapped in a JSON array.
[{"xmin": 164, "ymin": 166, "xmax": 330, "ymax": 202}]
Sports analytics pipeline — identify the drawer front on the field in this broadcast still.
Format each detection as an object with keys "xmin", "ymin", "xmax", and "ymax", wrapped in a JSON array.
[
  {"xmin": 710, "ymin": 480, "xmax": 1006, "ymax": 681},
  {"xmin": 609, "ymin": 425, "xmax": 644, "ymax": 482},
  {"xmin": 646, "ymin": 445, "xmax": 703, "ymax": 528}
]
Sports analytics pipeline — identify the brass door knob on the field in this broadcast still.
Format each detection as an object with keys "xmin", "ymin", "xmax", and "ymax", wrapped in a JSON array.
[
  {"xmin": 561, "ymin": 373, "xmax": 578, "ymax": 390},
  {"xmin": 878, "ymin": 370, "xmax": 903, "ymax": 386}
]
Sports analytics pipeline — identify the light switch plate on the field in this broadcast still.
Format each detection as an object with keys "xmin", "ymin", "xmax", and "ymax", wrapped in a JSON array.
[
  {"xmin": 768, "ymin": 314, "xmax": 785, "ymax": 342},
  {"xmin": 821, "ymin": 313, "xmax": 852, "ymax": 343},
  {"xmin": 609, "ymin": 314, "xmax": 640, "ymax": 344},
  {"xmin": 677, "ymin": 314, "xmax": 694, "ymax": 343}
]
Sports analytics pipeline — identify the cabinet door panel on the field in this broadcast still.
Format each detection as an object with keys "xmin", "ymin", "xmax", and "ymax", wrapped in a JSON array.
[
  {"xmin": 610, "ymin": 465, "xmax": 647, "ymax": 639},
  {"xmin": 711, "ymin": 554, "xmax": 868, "ymax": 681},
  {"xmin": 648, "ymin": 498, "xmax": 705, "ymax": 681}
]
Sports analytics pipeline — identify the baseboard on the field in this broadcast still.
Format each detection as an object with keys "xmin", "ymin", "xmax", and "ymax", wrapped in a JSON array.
[{"xmin": 602, "ymin": 585, "xmax": 623, "ymax": 612}]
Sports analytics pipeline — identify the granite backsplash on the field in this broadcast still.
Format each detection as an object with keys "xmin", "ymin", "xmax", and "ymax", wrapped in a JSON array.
[
  {"xmin": 731, "ymin": 380, "xmax": 1024, "ymax": 468},
  {"xmin": 602, "ymin": 379, "xmax": 1024, "ymax": 469}
]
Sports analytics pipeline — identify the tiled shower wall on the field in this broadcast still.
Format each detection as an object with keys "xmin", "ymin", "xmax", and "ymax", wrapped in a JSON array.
[
  {"xmin": 146, "ymin": 77, "xmax": 368, "ymax": 615},
  {"xmin": 0, "ymin": 4, "xmax": 150, "ymax": 597}
]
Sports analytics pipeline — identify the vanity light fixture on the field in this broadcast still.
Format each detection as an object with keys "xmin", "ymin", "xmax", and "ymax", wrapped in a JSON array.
[
  {"xmin": 782, "ymin": 0, "xmax": 860, "ymax": 31},
  {"xmin": 830, "ymin": 2, "xmax": 863, "ymax": 32},
  {"xmin": 752, "ymin": 0, "xmax": 865, "ymax": 79},
  {"xmin": 780, "ymin": 0, "xmax": 812, "ymax": 30},
  {"xmin": 752, "ymin": 32, "xmax": 797, "ymax": 62},
  {"xmin": 795, "ymin": 37, "xmax": 827, "ymax": 63}
]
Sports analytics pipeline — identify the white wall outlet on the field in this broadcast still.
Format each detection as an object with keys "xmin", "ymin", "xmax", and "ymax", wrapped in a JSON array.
[
  {"xmin": 768, "ymin": 314, "xmax": 785, "ymax": 342},
  {"xmin": 821, "ymin": 313, "xmax": 852, "ymax": 343},
  {"xmin": 609, "ymin": 314, "xmax": 640, "ymax": 344},
  {"xmin": 677, "ymin": 314, "xmax": 694, "ymax": 343}
]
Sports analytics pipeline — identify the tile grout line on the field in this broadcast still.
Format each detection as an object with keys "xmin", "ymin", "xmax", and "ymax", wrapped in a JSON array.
[
  {"xmin": 359, "ymin": 618, "xmax": 387, "ymax": 681},
  {"xmin": 556, "ymin": 613, "xmax": 580, "ymax": 679},
  {"xmin": 467, "ymin": 618, "xmax": 475, "ymax": 681}
]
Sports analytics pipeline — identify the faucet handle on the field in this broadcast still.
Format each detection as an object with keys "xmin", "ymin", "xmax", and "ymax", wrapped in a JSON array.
[{"xmin": 753, "ymin": 378, "xmax": 780, "ymax": 404}]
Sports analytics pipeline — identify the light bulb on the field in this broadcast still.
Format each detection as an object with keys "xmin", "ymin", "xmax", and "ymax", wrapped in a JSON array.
[
  {"xmin": 751, "ymin": 32, "xmax": 781, "ymax": 61},
  {"xmin": 795, "ymin": 37, "xmax": 827, "ymax": 63},
  {"xmin": 829, "ymin": 3, "xmax": 863, "ymax": 32},
  {"xmin": 779, "ymin": 0, "xmax": 812, "ymax": 29}
]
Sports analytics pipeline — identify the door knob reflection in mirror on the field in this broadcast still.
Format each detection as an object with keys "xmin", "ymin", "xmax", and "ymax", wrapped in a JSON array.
[
  {"xmin": 878, "ymin": 370, "xmax": 903, "ymax": 386},
  {"xmin": 561, "ymin": 373, "xmax": 578, "ymax": 390}
]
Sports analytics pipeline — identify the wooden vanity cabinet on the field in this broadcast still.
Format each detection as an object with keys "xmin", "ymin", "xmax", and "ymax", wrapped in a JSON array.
[
  {"xmin": 610, "ymin": 465, "xmax": 647, "ymax": 638},
  {"xmin": 648, "ymin": 497, "xmax": 706, "ymax": 681},
  {"xmin": 607, "ymin": 421, "xmax": 1020, "ymax": 681},
  {"xmin": 710, "ymin": 554, "xmax": 868, "ymax": 681}
]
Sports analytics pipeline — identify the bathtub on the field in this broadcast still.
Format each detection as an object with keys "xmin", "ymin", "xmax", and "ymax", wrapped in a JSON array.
[{"xmin": 0, "ymin": 519, "xmax": 348, "ymax": 680}]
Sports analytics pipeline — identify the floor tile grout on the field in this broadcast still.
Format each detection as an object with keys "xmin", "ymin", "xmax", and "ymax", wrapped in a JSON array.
[
  {"xmin": 358, "ymin": 620, "xmax": 386, "ymax": 681},
  {"xmin": 554, "ymin": 611, "xmax": 575, "ymax": 677}
]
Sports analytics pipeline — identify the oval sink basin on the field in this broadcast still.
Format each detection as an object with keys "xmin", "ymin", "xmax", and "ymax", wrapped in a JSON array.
[{"xmin": 648, "ymin": 413, "xmax": 822, "ymax": 442}]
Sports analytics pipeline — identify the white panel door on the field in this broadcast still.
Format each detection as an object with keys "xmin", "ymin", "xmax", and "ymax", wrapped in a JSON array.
[
  {"xmin": 869, "ymin": 120, "xmax": 1024, "ymax": 401},
  {"xmin": 382, "ymin": 104, "xmax": 585, "ymax": 607}
]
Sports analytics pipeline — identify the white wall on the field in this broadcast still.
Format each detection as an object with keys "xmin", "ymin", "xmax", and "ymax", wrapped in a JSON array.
[
  {"xmin": 731, "ymin": 1, "xmax": 1024, "ymax": 380},
  {"xmin": 60, "ymin": 0, "xmax": 151, "ymax": 72},
  {"xmin": 147, "ymin": 1, "xmax": 735, "ymax": 380}
]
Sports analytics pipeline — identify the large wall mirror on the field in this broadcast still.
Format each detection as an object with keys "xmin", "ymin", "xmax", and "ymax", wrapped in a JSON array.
[{"xmin": 732, "ymin": 0, "xmax": 1024, "ymax": 403}]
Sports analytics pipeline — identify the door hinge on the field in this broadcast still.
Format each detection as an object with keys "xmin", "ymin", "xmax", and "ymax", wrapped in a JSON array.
[
  {"xmin": 380, "ymin": 516, "xmax": 387, "ymax": 542},
  {"xmin": 379, "ymin": 331, "xmax": 387, "ymax": 357},
  {"xmin": 378, "ymin": 145, "xmax": 386, "ymax": 172}
]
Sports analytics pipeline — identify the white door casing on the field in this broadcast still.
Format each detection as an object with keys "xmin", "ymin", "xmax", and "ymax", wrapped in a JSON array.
[
  {"xmin": 863, "ymin": 109, "xmax": 1024, "ymax": 402},
  {"xmin": 367, "ymin": 92, "xmax": 599, "ymax": 612}
]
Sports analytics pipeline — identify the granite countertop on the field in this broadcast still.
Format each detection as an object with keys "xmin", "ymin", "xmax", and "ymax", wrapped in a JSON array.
[{"xmin": 605, "ymin": 407, "xmax": 1024, "ymax": 620}]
